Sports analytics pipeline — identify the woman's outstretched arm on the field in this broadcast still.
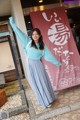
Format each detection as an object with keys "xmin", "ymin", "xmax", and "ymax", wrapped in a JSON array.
[
  {"xmin": 9, "ymin": 17, "xmax": 31, "ymax": 46},
  {"xmin": 42, "ymin": 45, "xmax": 61, "ymax": 66}
]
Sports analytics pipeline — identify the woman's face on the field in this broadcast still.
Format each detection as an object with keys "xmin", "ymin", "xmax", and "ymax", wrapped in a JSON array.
[{"xmin": 32, "ymin": 31, "xmax": 40, "ymax": 43}]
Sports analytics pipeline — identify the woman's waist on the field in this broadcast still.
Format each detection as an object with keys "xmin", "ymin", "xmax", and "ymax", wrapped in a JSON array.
[
  {"xmin": 27, "ymin": 57, "xmax": 42, "ymax": 66},
  {"xmin": 27, "ymin": 55, "xmax": 42, "ymax": 60}
]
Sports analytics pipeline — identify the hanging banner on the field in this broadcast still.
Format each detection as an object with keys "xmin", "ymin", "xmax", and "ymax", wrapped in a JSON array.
[{"xmin": 30, "ymin": 7, "xmax": 80, "ymax": 91}]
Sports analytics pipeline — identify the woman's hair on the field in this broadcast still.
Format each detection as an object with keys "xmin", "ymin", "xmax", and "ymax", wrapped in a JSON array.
[{"xmin": 31, "ymin": 28, "xmax": 44, "ymax": 50}]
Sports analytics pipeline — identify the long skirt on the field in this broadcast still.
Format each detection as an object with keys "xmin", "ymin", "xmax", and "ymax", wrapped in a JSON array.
[{"xmin": 27, "ymin": 58, "xmax": 55, "ymax": 108}]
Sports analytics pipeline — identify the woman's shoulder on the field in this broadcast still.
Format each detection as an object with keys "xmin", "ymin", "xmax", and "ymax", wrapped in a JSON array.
[{"xmin": 26, "ymin": 40, "xmax": 32, "ymax": 47}]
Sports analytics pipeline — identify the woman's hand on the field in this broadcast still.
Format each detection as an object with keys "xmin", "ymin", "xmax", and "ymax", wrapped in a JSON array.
[{"xmin": 9, "ymin": 16, "xmax": 15, "ymax": 24}]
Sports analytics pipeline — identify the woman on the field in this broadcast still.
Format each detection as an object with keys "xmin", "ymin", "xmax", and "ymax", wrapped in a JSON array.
[{"xmin": 9, "ymin": 17, "xmax": 61, "ymax": 109}]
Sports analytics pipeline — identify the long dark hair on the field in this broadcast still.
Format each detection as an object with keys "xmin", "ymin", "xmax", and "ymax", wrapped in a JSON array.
[{"xmin": 31, "ymin": 28, "xmax": 44, "ymax": 50}]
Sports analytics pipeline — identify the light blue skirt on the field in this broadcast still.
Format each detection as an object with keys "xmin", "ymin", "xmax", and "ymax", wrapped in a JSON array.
[{"xmin": 27, "ymin": 58, "xmax": 55, "ymax": 108}]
